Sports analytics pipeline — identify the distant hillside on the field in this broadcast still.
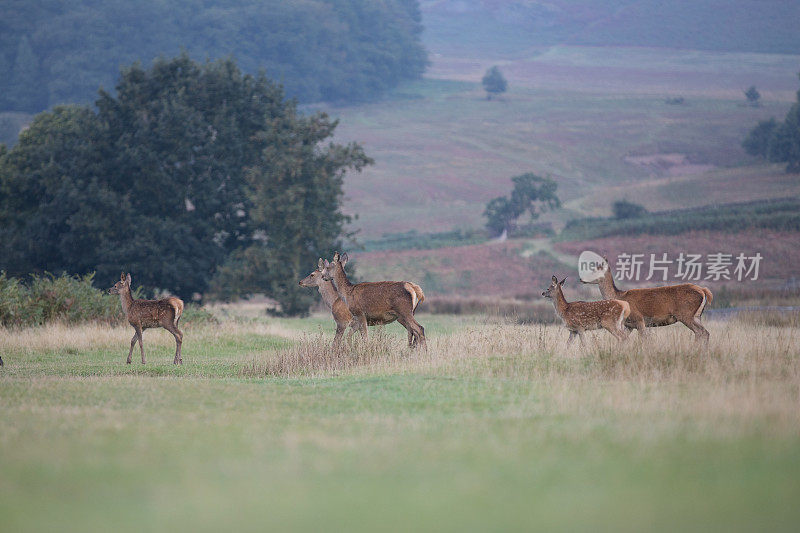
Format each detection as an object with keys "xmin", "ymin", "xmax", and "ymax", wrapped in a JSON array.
[
  {"xmin": 421, "ymin": 0, "xmax": 800, "ymax": 56},
  {"xmin": 0, "ymin": 0, "xmax": 427, "ymax": 113}
]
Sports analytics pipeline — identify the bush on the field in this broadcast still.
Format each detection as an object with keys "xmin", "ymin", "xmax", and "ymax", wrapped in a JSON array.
[
  {"xmin": 612, "ymin": 200, "xmax": 647, "ymax": 219},
  {"xmin": 0, "ymin": 272, "xmax": 122, "ymax": 327},
  {"xmin": 0, "ymin": 271, "xmax": 215, "ymax": 328}
]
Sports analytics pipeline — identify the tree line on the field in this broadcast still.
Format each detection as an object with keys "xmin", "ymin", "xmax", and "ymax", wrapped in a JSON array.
[
  {"xmin": 0, "ymin": 54, "xmax": 371, "ymax": 315},
  {"xmin": 0, "ymin": 0, "xmax": 428, "ymax": 114}
]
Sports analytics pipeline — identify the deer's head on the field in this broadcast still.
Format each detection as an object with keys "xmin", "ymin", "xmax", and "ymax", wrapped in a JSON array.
[
  {"xmin": 299, "ymin": 259, "xmax": 327, "ymax": 287},
  {"xmin": 321, "ymin": 251, "xmax": 348, "ymax": 282},
  {"xmin": 108, "ymin": 272, "xmax": 131, "ymax": 294},
  {"xmin": 542, "ymin": 275, "xmax": 566, "ymax": 299}
]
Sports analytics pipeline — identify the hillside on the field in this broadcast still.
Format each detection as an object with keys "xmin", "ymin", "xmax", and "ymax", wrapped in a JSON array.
[{"xmin": 421, "ymin": 0, "xmax": 800, "ymax": 56}]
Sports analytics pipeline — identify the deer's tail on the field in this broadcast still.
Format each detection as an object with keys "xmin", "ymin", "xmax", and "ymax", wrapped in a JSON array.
[
  {"xmin": 168, "ymin": 297, "xmax": 184, "ymax": 326},
  {"xmin": 404, "ymin": 282, "xmax": 425, "ymax": 314},
  {"xmin": 695, "ymin": 288, "xmax": 712, "ymax": 318}
]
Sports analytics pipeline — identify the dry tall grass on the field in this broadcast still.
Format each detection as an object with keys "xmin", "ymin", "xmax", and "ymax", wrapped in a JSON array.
[{"xmin": 247, "ymin": 320, "xmax": 800, "ymax": 383}]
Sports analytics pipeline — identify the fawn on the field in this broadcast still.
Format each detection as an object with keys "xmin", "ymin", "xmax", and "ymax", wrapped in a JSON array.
[
  {"xmin": 108, "ymin": 273, "xmax": 184, "ymax": 364},
  {"xmin": 542, "ymin": 275, "xmax": 630, "ymax": 345}
]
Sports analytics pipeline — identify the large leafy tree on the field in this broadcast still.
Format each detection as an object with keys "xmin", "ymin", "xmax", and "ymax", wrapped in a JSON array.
[{"xmin": 0, "ymin": 54, "xmax": 371, "ymax": 313}]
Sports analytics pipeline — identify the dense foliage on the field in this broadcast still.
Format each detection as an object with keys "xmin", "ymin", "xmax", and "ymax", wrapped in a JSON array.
[
  {"xmin": 0, "ymin": 0, "xmax": 427, "ymax": 113},
  {"xmin": 743, "ymin": 74, "xmax": 800, "ymax": 173},
  {"xmin": 484, "ymin": 174, "xmax": 560, "ymax": 237},
  {"xmin": 0, "ymin": 54, "xmax": 371, "ymax": 315},
  {"xmin": 612, "ymin": 200, "xmax": 648, "ymax": 219},
  {"xmin": 559, "ymin": 198, "xmax": 800, "ymax": 242}
]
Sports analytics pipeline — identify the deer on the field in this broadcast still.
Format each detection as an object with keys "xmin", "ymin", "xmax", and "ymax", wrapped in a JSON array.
[
  {"xmin": 108, "ymin": 273, "xmax": 185, "ymax": 364},
  {"xmin": 542, "ymin": 275, "xmax": 630, "ymax": 345},
  {"xmin": 320, "ymin": 252, "xmax": 426, "ymax": 348},
  {"xmin": 299, "ymin": 259, "xmax": 357, "ymax": 348},
  {"xmin": 581, "ymin": 257, "xmax": 713, "ymax": 343}
]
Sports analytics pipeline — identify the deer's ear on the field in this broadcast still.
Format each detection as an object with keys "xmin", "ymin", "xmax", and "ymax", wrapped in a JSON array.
[
  {"xmin": 121, "ymin": 272, "xmax": 126, "ymax": 281},
  {"xmin": 324, "ymin": 259, "xmax": 330, "ymax": 268},
  {"xmin": 333, "ymin": 251, "xmax": 340, "ymax": 262},
  {"xmin": 551, "ymin": 275, "xmax": 558, "ymax": 283},
  {"xmin": 318, "ymin": 258, "xmax": 324, "ymax": 270},
  {"xmin": 126, "ymin": 273, "xmax": 132, "ymax": 285},
  {"xmin": 559, "ymin": 277, "xmax": 567, "ymax": 286},
  {"xmin": 340, "ymin": 252, "xmax": 349, "ymax": 267}
]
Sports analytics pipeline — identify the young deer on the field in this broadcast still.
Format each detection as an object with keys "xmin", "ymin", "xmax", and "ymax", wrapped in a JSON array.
[
  {"xmin": 542, "ymin": 275, "xmax": 630, "ymax": 345},
  {"xmin": 299, "ymin": 259, "xmax": 356, "ymax": 348},
  {"xmin": 582, "ymin": 258, "xmax": 712, "ymax": 343},
  {"xmin": 108, "ymin": 273, "xmax": 185, "ymax": 364},
  {"xmin": 321, "ymin": 252, "xmax": 426, "ymax": 348}
]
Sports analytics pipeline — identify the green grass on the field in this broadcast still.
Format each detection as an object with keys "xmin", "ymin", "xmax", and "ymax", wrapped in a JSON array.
[{"xmin": 1, "ymin": 316, "xmax": 799, "ymax": 531}]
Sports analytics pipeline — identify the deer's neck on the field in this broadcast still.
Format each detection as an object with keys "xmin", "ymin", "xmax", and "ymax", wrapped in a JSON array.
[
  {"xmin": 119, "ymin": 288, "xmax": 135, "ymax": 316},
  {"xmin": 330, "ymin": 266, "xmax": 354, "ymax": 304},
  {"xmin": 598, "ymin": 270, "xmax": 622, "ymax": 299},
  {"xmin": 317, "ymin": 280, "xmax": 340, "ymax": 310},
  {"xmin": 552, "ymin": 286, "xmax": 569, "ymax": 318}
]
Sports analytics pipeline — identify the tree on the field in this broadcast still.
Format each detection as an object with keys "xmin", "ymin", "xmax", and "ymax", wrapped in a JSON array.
[
  {"xmin": 743, "ymin": 73, "xmax": 800, "ymax": 173},
  {"xmin": 0, "ymin": 54, "xmax": 371, "ymax": 313},
  {"xmin": 484, "ymin": 173, "xmax": 560, "ymax": 236},
  {"xmin": 482, "ymin": 66, "xmax": 507, "ymax": 100},
  {"xmin": 744, "ymin": 85, "xmax": 761, "ymax": 106},
  {"xmin": 742, "ymin": 118, "xmax": 778, "ymax": 157}
]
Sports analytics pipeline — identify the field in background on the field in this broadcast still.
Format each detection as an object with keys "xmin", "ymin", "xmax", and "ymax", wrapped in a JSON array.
[
  {"xmin": 328, "ymin": 46, "xmax": 799, "ymax": 240},
  {"xmin": 2, "ymin": 312, "xmax": 799, "ymax": 531}
]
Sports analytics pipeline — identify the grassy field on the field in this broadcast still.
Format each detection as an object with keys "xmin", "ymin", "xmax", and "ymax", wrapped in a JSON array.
[{"xmin": 2, "ymin": 313, "xmax": 799, "ymax": 532}]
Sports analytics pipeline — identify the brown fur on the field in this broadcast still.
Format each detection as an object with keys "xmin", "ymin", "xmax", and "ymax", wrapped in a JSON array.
[
  {"xmin": 543, "ymin": 276, "xmax": 630, "ymax": 345},
  {"xmin": 584, "ymin": 260, "xmax": 712, "ymax": 343},
  {"xmin": 108, "ymin": 273, "xmax": 184, "ymax": 364},
  {"xmin": 321, "ymin": 252, "xmax": 426, "ymax": 348}
]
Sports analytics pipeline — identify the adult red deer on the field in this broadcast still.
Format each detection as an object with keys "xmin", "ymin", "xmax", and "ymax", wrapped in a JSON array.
[
  {"xmin": 321, "ymin": 252, "xmax": 426, "ymax": 348},
  {"xmin": 299, "ymin": 259, "xmax": 357, "ymax": 348},
  {"xmin": 582, "ymin": 258, "xmax": 713, "ymax": 343},
  {"xmin": 108, "ymin": 273, "xmax": 185, "ymax": 364},
  {"xmin": 542, "ymin": 275, "xmax": 630, "ymax": 345}
]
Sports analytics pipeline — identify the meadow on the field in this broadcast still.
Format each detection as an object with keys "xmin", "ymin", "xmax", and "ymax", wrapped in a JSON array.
[{"xmin": 2, "ymin": 312, "xmax": 799, "ymax": 531}]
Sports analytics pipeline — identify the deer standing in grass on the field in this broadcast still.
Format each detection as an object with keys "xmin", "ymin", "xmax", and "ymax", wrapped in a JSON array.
[
  {"xmin": 299, "ymin": 259, "xmax": 357, "ymax": 348},
  {"xmin": 582, "ymin": 258, "xmax": 712, "ymax": 343},
  {"xmin": 321, "ymin": 252, "xmax": 426, "ymax": 348},
  {"xmin": 108, "ymin": 273, "xmax": 185, "ymax": 364},
  {"xmin": 542, "ymin": 275, "xmax": 630, "ymax": 345}
]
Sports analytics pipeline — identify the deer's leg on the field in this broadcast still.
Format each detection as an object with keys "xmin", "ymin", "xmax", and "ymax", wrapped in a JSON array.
[
  {"xmin": 333, "ymin": 322, "xmax": 346, "ymax": 349},
  {"xmin": 680, "ymin": 317, "xmax": 710, "ymax": 345},
  {"xmin": 135, "ymin": 326, "xmax": 145, "ymax": 364},
  {"xmin": 566, "ymin": 331, "xmax": 577, "ymax": 345},
  {"xmin": 602, "ymin": 317, "xmax": 627, "ymax": 342},
  {"xmin": 165, "ymin": 324, "xmax": 183, "ymax": 365},
  {"xmin": 354, "ymin": 315, "xmax": 368, "ymax": 342},
  {"xmin": 0, "ymin": 355, "xmax": 4, "ymax": 366},
  {"xmin": 577, "ymin": 330, "xmax": 587, "ymax": 346},
  {"xmin": 397, "ymin": 314, "xmax": 425, "ymax": 349},
  {"xmin": 127, "ymin": 331, "xmax": 138, "ymax": 364}
]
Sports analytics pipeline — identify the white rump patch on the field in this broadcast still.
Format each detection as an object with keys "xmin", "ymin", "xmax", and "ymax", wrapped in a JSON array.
[{"xmin": 404, "ymin": 283, "xmax": 418, "ymax": 310}]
